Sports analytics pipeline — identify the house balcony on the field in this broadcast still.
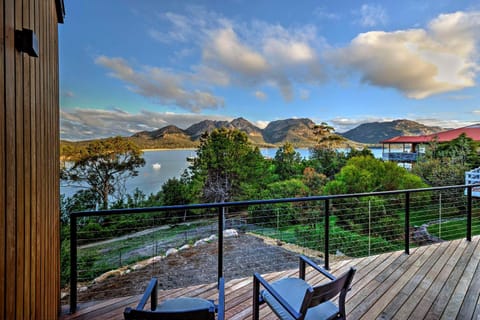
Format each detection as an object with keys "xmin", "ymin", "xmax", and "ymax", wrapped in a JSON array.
[
  {"xmin": 382, "ymin": 152, "xmax": 421, "ymax": 162},
  {"xmin": 61, "ymin": 184, "xmax": 480, "ymax": 319}
]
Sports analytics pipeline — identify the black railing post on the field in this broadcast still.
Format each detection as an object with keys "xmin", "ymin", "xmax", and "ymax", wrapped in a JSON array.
[
  {"xmin": 324, "ymin": 199, "xmax": 330, "ymax": 270},
  {"xmin": 467, "ymin": 186, "xmax": 472, "ymax": 242},
  {"xmin": 69, "ymin": 213, "xmax": 78, "ymax": 314},
  {"xmin": 405, "ymin": 192, "xmax": 410, "ymax": 255},
  {"xmin": 218, "ymin": 206, "xmax": 224, "ymax": 288}
]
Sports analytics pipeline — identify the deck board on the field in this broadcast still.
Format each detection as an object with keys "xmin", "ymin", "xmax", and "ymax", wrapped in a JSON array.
[{"xmin": 61, "ymin": 236, "xmax": 480, "ymax": 320}]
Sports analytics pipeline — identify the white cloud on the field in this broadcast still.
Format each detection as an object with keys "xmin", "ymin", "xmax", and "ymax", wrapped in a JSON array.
[
  {"xmin": 299, "ymin": 89, "xmax": 310, "ymax": 100},
  {"xmin": 313, "ymin": 7, "xmax": 339, "ymax": 20},
  {"xmin": 330, "ymin": 116, "xmax": 478, "ymax": 133},
  {"xmin": 330, "ymin": 116, "xmax": 394, "ymax": 132},
  {"xmin": 473, "ymin": 110, "xmax": 480, "ymax": 115},
  {"xmin": 60, "ymin": 108, "xmax": 233, "ymax": 141},
  {"xmin": 254, "ymin": 90, "xmax": 267, "ymax": 100},
  {"xmin": 200, "ymin": 23, "xmax": 325, "ymax": 101},
  {"xmin": 95, "ymin": 56, "xmax": 224, "ymax": 112},
  {"xmin": 334, "ymin": 11, "xmax": 480, "ymax": 99},
  {"xmin": 253, "ymin": 120, "xmax": 269, "ymax": 129},
  {"xmin": 357, "ymin": 4, "xmax": 388, "ymax": 27},
  {"xmin": 413, "ymin": 118, "xmax": 477, "ymax": 129},
  {"xmin": 203, "ymin": 28, "xmax": 269, "ymax": 77}
]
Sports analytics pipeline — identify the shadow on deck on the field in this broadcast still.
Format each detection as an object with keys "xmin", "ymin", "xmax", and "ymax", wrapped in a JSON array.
[{"xmin": 62, "ymin": 236, "xmax": 480, "ymax": 320}]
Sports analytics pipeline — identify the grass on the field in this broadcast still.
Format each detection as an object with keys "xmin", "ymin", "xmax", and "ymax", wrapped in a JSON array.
[
  {"xmin": 254, "ymin": 216, "xmax": 402, "ymax": 258},
  {"xmin": 427, "ymin": 217, "xmax": 480, "ymax": 241},
  {"xmin": 76, "ymin": 221, "xmax": 213, "ymax": 282}
]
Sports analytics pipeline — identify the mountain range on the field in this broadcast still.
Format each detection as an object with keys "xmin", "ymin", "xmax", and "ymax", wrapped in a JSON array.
[
  {"xmin": 130, "ymin": 117, "xmax": 324, "ymax": 149},
  {"xmin": 340, "ymin": 119, "xmax": 444, "ymax": 144},
  {"xmin": 62, "ymin": 118, "xmax": 446, "ymax": 150}
]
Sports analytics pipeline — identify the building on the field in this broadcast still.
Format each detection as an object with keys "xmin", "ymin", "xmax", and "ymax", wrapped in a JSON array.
[
  {"xmin": 381, "ymin": 124, "xmax": 480, "ymax": 163},
  {"xmin": 1, "ymin": 0, "xmax": 65, "ymax": 319}
]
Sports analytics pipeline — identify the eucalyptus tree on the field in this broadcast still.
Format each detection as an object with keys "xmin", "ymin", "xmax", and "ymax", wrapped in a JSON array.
[{"xmin": 61, "ymin": 136, "xmax": 145, "ymax": 209}]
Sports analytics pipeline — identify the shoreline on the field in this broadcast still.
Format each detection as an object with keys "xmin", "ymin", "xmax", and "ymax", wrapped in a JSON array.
[{"xmin": 141, "ymin": 147, "xmax": 197, "ymax": 152}]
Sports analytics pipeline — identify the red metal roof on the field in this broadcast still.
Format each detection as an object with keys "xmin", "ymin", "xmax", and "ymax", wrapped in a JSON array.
[{"xmin": 381, "ymin": 124, "xmax": 480, "ymax": 144}]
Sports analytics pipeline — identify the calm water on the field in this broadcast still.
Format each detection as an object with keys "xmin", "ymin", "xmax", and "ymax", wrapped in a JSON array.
[{"xmin": 61, "ymin": 148, "xmax": 382, "ymax": 197}]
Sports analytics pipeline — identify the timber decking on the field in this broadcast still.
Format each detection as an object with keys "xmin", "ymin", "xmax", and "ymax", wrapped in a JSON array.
[{"xmin": 62, "ymin": 236, "xmax": 480, "ymax": 320}]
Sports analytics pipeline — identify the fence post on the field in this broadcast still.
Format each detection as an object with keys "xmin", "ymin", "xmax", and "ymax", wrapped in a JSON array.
[
  {"xmin": 467, "ymin": 186, "xmax": 472, "ymax": 242},
  {"xmin": 218, "ymin": 206, "xmax": 224, "ymax": 288},
  {"xmin": 324, "ymin": 199, "xmax": 330, "ymax": 270},
  {"xmin": 69, "ymin": 213, "xmax": 78, "ymax": 314},
  {"xmin": 405, "ymin": 192, "xmax": 410, "ymax": 255}
]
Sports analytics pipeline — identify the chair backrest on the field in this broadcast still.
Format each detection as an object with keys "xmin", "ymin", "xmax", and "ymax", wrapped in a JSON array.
[
  {"xmin": 309, "ymin": 267, "xmax": 356, "ymax": 308},
  {"xmin": 124, "ymin": 307, "xmax": 215, "ymax": 320}
]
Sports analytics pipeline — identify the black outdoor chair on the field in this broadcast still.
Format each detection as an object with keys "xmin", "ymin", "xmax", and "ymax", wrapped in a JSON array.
[
  {"xmin": 124, "ymin": 277, "xmax": 225, "ymax": 320},
  {"xmin": 253, "ymin": 255, "xmax": 356, "ymax": 320}
]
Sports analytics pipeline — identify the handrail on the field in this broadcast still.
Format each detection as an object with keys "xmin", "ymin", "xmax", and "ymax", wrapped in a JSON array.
[{"xmin": 69, "ymin": 183, "xmax": 480, "ymax": 313}]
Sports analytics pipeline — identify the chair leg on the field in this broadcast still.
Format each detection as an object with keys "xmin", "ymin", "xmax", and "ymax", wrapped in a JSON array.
[{"xmin": 253, "ymin": 276, "xmax": 260, "ymax": 320}]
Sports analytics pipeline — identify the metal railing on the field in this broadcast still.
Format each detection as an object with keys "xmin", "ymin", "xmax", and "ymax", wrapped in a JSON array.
[{"xmin": 68, "ymin": 184, "xmax": 480, "ymax": 313}]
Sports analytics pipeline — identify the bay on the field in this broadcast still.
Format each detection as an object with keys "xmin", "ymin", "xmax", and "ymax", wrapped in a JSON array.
[{"xmin": 61, "ymin": 147, "xmax": 382, "ymax": 197}]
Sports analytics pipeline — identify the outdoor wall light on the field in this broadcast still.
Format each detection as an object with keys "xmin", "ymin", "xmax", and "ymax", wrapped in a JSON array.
[{"xmin": 15, "ymin": 28, "xmax": 39, "ymax": 57}]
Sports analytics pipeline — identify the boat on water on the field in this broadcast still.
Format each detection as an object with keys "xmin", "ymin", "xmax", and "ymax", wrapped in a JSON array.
[{"xmin": 152, "ymin": 163, "xmax": 161, "ymax": 169}]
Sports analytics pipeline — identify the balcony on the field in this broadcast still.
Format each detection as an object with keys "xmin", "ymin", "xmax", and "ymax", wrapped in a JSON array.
[
  {"xmin": 382, "ymin": 152, "xmax": 420, "ymax": 162},
  {"xmin": 61, "ymin": 184, "xmax": 480, "ymax": 319}
]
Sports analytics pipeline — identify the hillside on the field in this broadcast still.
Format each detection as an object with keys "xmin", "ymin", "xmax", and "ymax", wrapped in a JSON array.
[
  {"xmin": 340, "ymin": 119, "xmax": 444, "ymax": 144},
  {"xmin": 263, "ymin": 118, "xmax": 317, "ymax": 146},
  {"xmin": 62, "ymin": 117, "xmax": 358, "ymax": 150}
]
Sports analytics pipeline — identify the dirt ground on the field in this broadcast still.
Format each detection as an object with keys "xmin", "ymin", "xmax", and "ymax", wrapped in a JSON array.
[{"xmin": 73, "ymin": 233, "xmax": 321, "ymax": 302}]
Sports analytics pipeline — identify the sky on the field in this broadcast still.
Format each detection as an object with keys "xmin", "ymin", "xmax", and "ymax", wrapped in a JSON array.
[{"xmin": 59, "ymin": 0, "xmax": 480, "ymax": 141}]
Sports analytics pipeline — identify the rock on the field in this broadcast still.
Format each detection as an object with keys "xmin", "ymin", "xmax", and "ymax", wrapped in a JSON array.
[
  {"xmin": 179, "ymin": 244, "xmax": 191, "ymax": 251},
  {"xmin": 223, "ymin": 229, "xmax": 239, "ymax": 238},
  {"xmin": 148, "ymin": 255, "xmax": 163, "ymax": 263},
  {"xmin": 131, "ymin": 264, "xmax": 143, "ymax": 271},
  {"xmin": 206, "ymin": 235, "xmax": 217, "ymax": 241},
  {"xmin": 93, "ymin": 269, "xmax": 122, "ymax": 283},
  {"xmin": 79, "ymin": 286, "xmax": 88, "ymax": 293},
  {"xmin": 194, "ymin": 239, "xmax": 208, "ymax": 247},
  {"xmin": 166, "ymin": 248, "xmax": 178, "ymax": 256}
]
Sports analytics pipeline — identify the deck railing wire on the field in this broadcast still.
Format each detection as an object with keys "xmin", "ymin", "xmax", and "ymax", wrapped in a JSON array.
[{"xmin": 68, "ymin": 184, "xmax": 480, "ymax": 313}]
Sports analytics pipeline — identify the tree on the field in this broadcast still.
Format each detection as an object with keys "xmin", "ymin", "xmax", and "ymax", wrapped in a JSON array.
[
  {"xmin": 161, "ymin": 177, "xmax": 193, "ymax": 222},
  {"xmin": 190, "ymin": 128, "xmax": 266, "ymax": 202},
  {"xmin": 61, "ymin": 137, "xmax": 145, "ymax": 209},
  {"xmin": 273, "ymin": 142, "xmax": 303, "ymax": 180},
  {"xmin": 323, "ymin": 156, "xmax": 427, "ymax": 239},
  {"xmin": 313, "ymin": 122, "xmax": 346, "ymax": 148}
]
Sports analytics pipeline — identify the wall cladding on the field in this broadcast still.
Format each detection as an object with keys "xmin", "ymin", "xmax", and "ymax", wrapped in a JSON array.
[{"xmin": 1, "ymin": 0, "xmax": 62, "ymax": 319}]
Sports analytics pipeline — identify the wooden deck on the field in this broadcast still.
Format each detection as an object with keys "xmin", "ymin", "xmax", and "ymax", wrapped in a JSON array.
[{"xmin": 62, "ymin": 236, "xmax": 480, "ymax": 320}]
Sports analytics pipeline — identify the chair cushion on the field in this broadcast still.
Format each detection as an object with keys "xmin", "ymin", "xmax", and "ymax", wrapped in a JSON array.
[
  {"xmin": 305, "ymin": 301, "xmax": 340, "ymax": 320},
  {"xmin": 261, "ymin": 278, "xmax": 311, "ymax": 320},
  {"xmin": 261, "ymin": 278, "xmax": 340, "ymax": 320},
  {"xmin": 155, "ymin": 297, "xmax": 215, "ymax": 313}
]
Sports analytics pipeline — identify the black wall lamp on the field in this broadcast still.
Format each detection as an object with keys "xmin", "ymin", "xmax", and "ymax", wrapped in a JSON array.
[{"xmin": 15, "ymin": 28, "xmax": 39, "ymax": 57}]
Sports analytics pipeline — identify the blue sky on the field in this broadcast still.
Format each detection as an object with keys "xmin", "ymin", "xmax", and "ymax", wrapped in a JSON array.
[{"xmin": 59, "ymin": 0, "xmax": 480, "ymax": 140}]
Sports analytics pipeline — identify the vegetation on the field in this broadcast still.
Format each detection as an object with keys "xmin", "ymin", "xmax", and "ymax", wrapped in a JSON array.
[
  {"xmin": 189, "ymin": 128, "xmax": 268, "ymax": 202},
  {"xmin": 61, "ymin": 136, "xmax": 146, "ymax": 209},
  {"xmin": 60, "ymin": 127, "xmax": 480, "ymax": 287}
]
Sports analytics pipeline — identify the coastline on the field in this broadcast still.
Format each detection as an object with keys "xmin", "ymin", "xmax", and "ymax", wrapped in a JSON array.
[{"xmin": 142, "ymin": 147, "xmax": 197, "ymax": 152}]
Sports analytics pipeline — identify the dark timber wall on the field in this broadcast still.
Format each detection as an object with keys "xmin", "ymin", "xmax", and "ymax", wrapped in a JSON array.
[{"xmin": 1, "ymin": 0, "xmax": 64, "ymax": 318}]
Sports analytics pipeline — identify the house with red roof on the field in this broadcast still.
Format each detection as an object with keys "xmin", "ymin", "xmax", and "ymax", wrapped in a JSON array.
[{"xmin": 381, "ymin": 124, "xmax": 480, "ymax": 163}]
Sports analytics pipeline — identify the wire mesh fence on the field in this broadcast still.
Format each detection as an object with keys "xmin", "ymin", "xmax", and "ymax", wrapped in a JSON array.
[{"xmin": 65, "ymin": 184, "xmax": 480, "ymax": 312}]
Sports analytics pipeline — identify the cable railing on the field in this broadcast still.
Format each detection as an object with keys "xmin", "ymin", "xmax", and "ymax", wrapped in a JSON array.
[{"xmin": 66, "ymin": 184, "xmax": 480, "ymax": 313}]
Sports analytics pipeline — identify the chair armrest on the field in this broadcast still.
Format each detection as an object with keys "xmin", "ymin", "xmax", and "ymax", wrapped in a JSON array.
[
  {"xmin": 253, "ymin": 273, "xmax": 302, "ymax": 319},
  {"xmin": 217, "ymin": 277, "xmax": 225, "ymax": 320},
  {"xmin": 135, "ymin": 278, "xmax": 158, "ymax": 311},
  {"xmin": 299, "ymin": 255, "xmax": 335, "ymax": 281}
]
